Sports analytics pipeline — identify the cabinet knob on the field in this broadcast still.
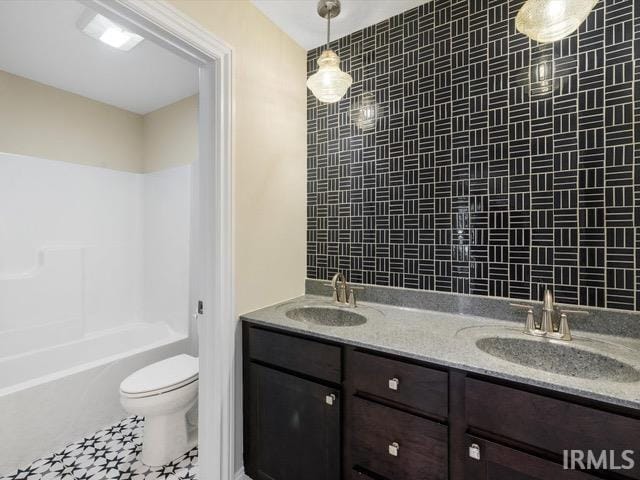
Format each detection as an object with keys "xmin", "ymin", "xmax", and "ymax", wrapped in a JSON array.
[
  {"xmin": 388, "ymin": 377, "xmax": 400, "ymax": 391},
  {"xmin": 325, "ymin": 393, "xmax": 336, "ymax": 406},
  {"xmin": 468, "ymin": 443, "xmax": 481, "ymax": 461},
  {"xmin": 388, "ymin": 442, "xmax": 400, "ymax": 457}
]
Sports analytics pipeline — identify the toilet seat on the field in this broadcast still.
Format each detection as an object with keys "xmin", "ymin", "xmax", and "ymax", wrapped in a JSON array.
[{"xmin": 120, "ymin": 354, "xmax": 198, "ymax": 398}]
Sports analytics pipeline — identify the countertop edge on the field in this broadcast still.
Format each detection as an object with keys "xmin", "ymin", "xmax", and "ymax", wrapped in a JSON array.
[{"xmin": 240, "ymin": 311, "xmax": 640, "ymax": 412}]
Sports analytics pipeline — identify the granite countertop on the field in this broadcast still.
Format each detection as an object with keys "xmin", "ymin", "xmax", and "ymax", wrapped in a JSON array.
[{"xmin": 241, "ymin": 294, "xmax": 640, "ymax": 410}]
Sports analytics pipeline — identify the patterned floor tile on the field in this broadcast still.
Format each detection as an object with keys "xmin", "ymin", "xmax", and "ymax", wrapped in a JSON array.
[{"xmin": 1, "ymin": 417, "xmax": 198, "ymax": 480}]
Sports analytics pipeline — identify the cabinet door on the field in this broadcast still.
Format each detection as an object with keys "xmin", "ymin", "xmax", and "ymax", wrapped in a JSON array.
[
  {"xmin": 247, "ymin": 363, "xmax": 340, "ymax": 480},
  {"xmin": 466, "ymin": 378, "xmax": 640, "ymax": 479},
  {"xmin": 464, "ymin": 435, "xmax": 600, "ymax": 480}
]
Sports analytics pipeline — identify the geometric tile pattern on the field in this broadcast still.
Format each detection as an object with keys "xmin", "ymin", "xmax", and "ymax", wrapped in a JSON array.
[
  {"xmin": 0, "ymin": 417, "xmax": 198, "ymax": 480},
  {"xmin": 307, "ymin": 0, "xmax": 639, "ymax": 310}
]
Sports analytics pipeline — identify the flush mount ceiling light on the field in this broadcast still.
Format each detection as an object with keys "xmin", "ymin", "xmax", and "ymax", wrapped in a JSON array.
[
  {"xmin": 516, "ymin": 0, "xmax": 598, "ymax": 43},
  {"xmin": 306, "ymin": 0, "xmax": 353, "ymax": 104},
  {"xmin": 77, "ymin": 10, "xmax": 144, "ymax": 51}
]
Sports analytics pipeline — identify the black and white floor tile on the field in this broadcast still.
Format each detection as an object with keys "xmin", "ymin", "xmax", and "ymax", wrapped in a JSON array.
[{"xmin": 0, "ymin": 417, "xmax": 198, "ymax": 480}]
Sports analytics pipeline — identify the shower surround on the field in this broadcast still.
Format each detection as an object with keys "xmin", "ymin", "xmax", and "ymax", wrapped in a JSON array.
[
  {"xmin": 0, "ymin": 152, "xmax": 192, "ymax": 475},
  {"xmin": 306, "ymin": 0, "xmax": 640, "ymax": 310}
]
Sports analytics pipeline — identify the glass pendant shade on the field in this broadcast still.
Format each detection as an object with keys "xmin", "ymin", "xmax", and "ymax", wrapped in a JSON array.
[
  {"xmin": 352, "ymin": 93, "xmax": 378, "ymax": 131},
  {"xmin": 516, "ymin": 0, "xmax": 598, "ymax": 43},
  {"xmin": 307, "ymin": 49, "xmax": 353, "ymax": 104}
]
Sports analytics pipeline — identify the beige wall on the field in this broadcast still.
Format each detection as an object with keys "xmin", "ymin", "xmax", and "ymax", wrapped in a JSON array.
[
  {"xmin": 170, "ymin": 0, "xmax": 307, "ymax": 315},
  {"xmin": 143, "ymin": 94, "xmax": 198, "ymax": 173},
  {"xmin": 169, "ymin": 0, "xmax": 307, "ymax": 472},
  {"xmin": 0, "ymin": 69, "xmax": 198, "ymax": 173},
  {"xmin": 0, "ymin": 70, "xmax": 144, "ymax": 172}
]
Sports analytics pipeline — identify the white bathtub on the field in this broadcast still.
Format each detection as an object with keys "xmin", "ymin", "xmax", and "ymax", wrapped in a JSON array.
[{"xmin": 0, "ymin": 322, "xmax": 190, "ymax": 476}]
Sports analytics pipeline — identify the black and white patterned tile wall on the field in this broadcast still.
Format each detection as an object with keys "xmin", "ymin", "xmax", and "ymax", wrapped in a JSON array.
[{"xmin": 306, "ymin": 0, "xmax": 640, "ymax": 310}]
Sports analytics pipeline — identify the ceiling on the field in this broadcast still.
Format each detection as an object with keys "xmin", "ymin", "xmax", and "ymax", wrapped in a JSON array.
[
  {"xmin": 0, "ymin": 0, "xmax": 198, "ymax": 115},
  {"xmin": 252, "ymin": 0, "xmax": 427, "ymax": 50}
]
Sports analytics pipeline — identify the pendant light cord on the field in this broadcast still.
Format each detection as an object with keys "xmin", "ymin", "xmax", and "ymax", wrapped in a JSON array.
[{"xmin": 326, "ymin": 8, "xmax": 331, "ymax": 50}]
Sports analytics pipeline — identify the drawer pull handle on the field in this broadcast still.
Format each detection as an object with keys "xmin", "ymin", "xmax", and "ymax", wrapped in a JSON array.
[
  {"xmin": 468, "ymin": 443, "xmax": 481, "ymax": 461},
  {"xmin": 388, "ymin": 377, "xmax": 400, "ymax": 391},
  {"xmin": 388, "ymin": 442, "xmax": 400, "ymax": 457},
  {"xmin": 325, "ymin": 394, "xmax": 336, "ymax": 406}
]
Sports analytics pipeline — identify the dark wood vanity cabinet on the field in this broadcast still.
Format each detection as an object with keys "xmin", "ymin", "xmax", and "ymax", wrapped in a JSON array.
[
  {"xmin": 463, "ymin": 435, "xmax": 600, "ymax": 480},
  {"xmin": 461, "ymin": 377, "xmax": 640, "ymax": 480},
  {"xmin": 349, "ymin": 350, "xmax": 449, "ymax": 418},
  {"xmin": 244, "ymin": 325, "xmax": 342, "ymax": 480},
  {"xmin": 346, "ymin": 349, "xmax": 449, "ymax": 479},
  {"xmin": 243, "ymin": 322, "xmax": 640, "ymax": 480},
  {"xmin": 247, "ymin": 364, "xmax": 340, "ymax": 480},
  {"xmin": 350, "ymin": 397, "xmax": 448, "ymax": 479},
  {"xmin": 464, "ymin": 378, "xmax": 640, "ymax": 480}
]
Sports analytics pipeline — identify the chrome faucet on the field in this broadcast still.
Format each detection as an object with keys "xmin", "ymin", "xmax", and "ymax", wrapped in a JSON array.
[
  {"xmin": 541, "ymin": 288, "xmax": 555, "ymax": 335},
  {"xmin": 325, "ymin": 272, "xmax": 363, "ymax": 307},
  {"xmin": 330, "ymin": 272, "xmax": 348, "ymax": 303},
  {"xmin": 511, "ymin": 288, "xmax": 588, "ymax": 342}
]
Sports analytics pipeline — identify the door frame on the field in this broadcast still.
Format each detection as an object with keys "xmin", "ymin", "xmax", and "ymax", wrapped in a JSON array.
[{"xmin": 84, "ymin": 1, "xmax": 235, "ymax": 478}]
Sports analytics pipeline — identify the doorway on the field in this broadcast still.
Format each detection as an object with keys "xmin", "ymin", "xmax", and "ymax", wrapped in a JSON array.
[{"xmin": 85, "ymin": 2, "xmax": 234, "ymax": 479}]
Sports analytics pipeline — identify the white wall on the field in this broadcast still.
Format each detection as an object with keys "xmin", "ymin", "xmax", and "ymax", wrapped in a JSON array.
[
  {"xmin": 0, "ymin": 152, "xmax": 191, "ymax": 351},
  {"xmin": 142, "ymin": 165, "xmax": 191, "ymax": 333}
]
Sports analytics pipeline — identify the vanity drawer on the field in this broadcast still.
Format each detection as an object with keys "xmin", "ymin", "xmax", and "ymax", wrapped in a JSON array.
[
  {"xmin": 464, "ymin": 435, "xmax": 600, "ymax": 480},
  {"xmin": 349, "ymin": 470, "xmax": 377, "ymax": 479},
  {"xmin": 350, "ymin": 350, "xmax": 448, "ymax": 418},
  {"xmin": 248, "ymin": 327, "xmax": 341, "ymax": 383},
  {"xmin": 466, "ymin": 378, "xmax": 640, "ymax": 479},
  {"xmin": 351, "ymin": 396, "xmax": 448, "ymax": 480}
]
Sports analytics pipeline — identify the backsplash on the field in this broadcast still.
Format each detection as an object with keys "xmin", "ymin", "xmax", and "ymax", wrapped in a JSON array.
[{"xmin": 306, "ymin": 0, "xmax": 639, "ymax": 310}]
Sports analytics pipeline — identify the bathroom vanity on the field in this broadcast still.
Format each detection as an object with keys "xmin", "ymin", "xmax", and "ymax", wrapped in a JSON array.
[{"xmin": 242, "ymin": 293, "xmax": 640, "ymax": 480}]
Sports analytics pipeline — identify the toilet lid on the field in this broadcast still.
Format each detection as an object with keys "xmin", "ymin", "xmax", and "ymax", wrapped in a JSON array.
[{"xmin": 120, "ymin": 354, "xmax": 198, "ymax": 396}]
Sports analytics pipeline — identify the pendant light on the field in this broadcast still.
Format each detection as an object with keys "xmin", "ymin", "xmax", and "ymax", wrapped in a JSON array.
[
  {"xmin": 516, "ymin": 0, "xmax": 598, "ymax": 43},
  {"xmin": 306, "ymin": 0, "xmax": 353, "ymax": 104},
  {"xmin": 352, "ymin": 93, "xmax": 378, "ymax": 131}
]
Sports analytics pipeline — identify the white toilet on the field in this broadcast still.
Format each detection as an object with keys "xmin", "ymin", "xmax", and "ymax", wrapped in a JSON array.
[{"xmin": 120, "ymin": 354, "xmax": 199, "ymax": 466}]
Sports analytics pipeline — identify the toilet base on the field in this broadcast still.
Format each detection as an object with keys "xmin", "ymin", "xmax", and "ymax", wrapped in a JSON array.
[
  {"xmin": 140, "ymin": 409, "xmax": 198, "ymax": 467},
  {"xmin": 119, "ymin": 357, "xmax": 199, "ymax": 467}
]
